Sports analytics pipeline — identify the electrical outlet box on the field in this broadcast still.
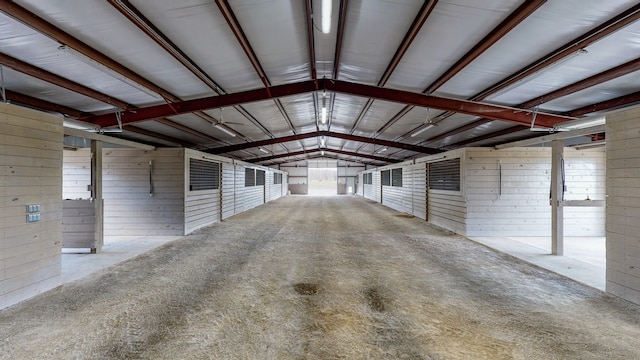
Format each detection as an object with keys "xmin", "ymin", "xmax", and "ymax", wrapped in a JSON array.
[
  {"xmin": 26, "ymin": 204, "xmax": 41, "ymax": 213},
  {"xmin": 26, "ymin": 213, "xmax": 41, "ymax": 223}
]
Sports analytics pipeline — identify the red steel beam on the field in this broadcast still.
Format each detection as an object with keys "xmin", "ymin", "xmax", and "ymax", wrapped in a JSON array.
[
  {"xmin": 83, "ymin": 80, "xmax": 318, "ymax": 127},
  {"xmin": 0, "ymin": 1, "xmax": 181, "ymax": 103},
  {"xmin": 326, "ymin": 80, "xmax": 574, "ymax": 127},
  {"xmin": 565, "ymin": 90, "xmax": 640, "ymax": 117},
  {"xmin": 216, "ymin": 0, "xmax": 270, "ymax": 87},
  {"xmin": 349, "ymin": 0, "xmax": 438, "ymax": 134},
  {"xmin": 304, "ymin": 0, "xmax": 317, "ymax": 80},
  {"xmin": 3, "ymin": 89, "xmax": 86, "ymax": 118},
  {"xmin": 108, "ymin": 0, "xmax": 225, "ymax": 95},
  {"xmin": 379, "ymin": 0, "xmax": 438, "ymax": 87},
  {"xmin": 332, "ymin": 0, "xmax": 349, "ymax": 80},
  {"xmin": 374, "ymin": 0, "xmax": 544, "ymax": 136},
  {"xmin": 424, "ymin": 0, "xmax": 547, "ymax": 94},
  {"xmin": 427, "ymin": 55, "xmax": 640, "ymax": 144},
  {"xmin": 0, "ymin": 52, "xmax": 132, "ymax": 110},
  {"xmin": 471, "ymin": 2, "xmax": 640, "ymax": 101},
  {"xmin": 521, "ymin": 57, "xmax": 640, "ymax": 109},
  {"xmin": 207, "ymin": 130, "xmax": 440, "ymax": 155},
  {"xmin": 249, "ymin": 148, "xmax": 399, "ymax": 164},
  {"xmin": 82, "ymin": 79, "xmax": 574, "ymax": 129},
  {"xmin": 417, "ymin": 3, "xmax": 640, "ymax": 143}
]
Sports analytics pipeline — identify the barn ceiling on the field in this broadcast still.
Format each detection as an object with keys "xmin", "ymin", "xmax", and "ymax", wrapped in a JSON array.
[{"xmin": 1, "ymin": 0, "xmax": 639, "ymax": 166}]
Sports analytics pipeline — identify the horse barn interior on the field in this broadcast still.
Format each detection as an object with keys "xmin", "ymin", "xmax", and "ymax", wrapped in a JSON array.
[{"xmin": 2, "ymin": 0, "xmax": 640, "ymax": 358}]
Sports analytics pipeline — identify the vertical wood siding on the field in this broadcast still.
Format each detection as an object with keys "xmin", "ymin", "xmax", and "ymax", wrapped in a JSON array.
[
  {"xmin": 607, "ymin": 107, "xmax": 640, "ymax": 305},
  {"xmin": 412, "ymin": 163, "xmax": 427, "ymax": 220},
  {"xmin": 0, "ymin": 103, "xmax": 63, "ymax": 309},
  {"xmin": 221, "ymin": 162, "xmax": 236, "ymax": 220},
  {"xmin": 381, "ymin": 163, "xmax": 414, "ymax": 214},
  {"xmin": 102, "ymin": 148, "xmax": 185, "ymax": 236},
  {"xmin": 464, "ymin": 147, "xmax": 605, "ymax": 237}
]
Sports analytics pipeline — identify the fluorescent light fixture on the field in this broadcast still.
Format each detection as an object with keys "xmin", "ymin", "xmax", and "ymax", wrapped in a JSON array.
[
  {"xmin": 320, "ymin": 136, "xmax": 326, "ymax": 147},
  {"xmin": 63, "ymin": 119, "xmax": 100, "ymax": 132},
  {"xmin": 572, "ymin": 140, "xmax": 606, "ymax": 150},
  {"xmin": 322, "ymin": 0, "xmax": 332, "ymax": 34},
  {"xmin": 58, "ymin": 45, "xmax": 162, "ymax": 99},
  {"xmin": 321, "ymin": 150, "xmax": 325, "ymax": 156},
  {"xmin": 410, "ymin": 123, "xmax": 435, "ymax": 137},
  {"xmin": 554, "ymin": 116, "xmax": 605, "ymax": 131},
  {"xmin": 258, "ymin": 147, "xmax": 269, "ymax": 154},
  {"xmin": 321, "ymin": 107, "xmax": 327, "ymax": 124},
  {"xmin": 376, "ymin": 147, "xmax": 388, "ymax": 153},
  {"xmin": 214, "ymin": 123, "xmax": 237, "ymax": 137}
]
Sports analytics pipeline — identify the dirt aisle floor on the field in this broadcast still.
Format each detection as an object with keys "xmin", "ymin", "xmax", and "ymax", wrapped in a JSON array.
[{"xmin": 1, "ymin": 196, "xmax": 640, "ymax": 359}]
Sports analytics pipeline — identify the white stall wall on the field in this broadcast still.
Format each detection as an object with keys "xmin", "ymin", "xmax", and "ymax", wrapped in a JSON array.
[
  {"xmin": 103, "ymin": 148, "xmax": 185, "ymax": 236},
  {"xmin": 607, "ymin": 107, "xmax": 640, "ymax": 305},
  {"xmin": 234, "ymin": 164, "xmax": 265, "ymax": 213},
  {"xmin": 221, "ymin": 162, "xmax": 236, "ymax": 220},
  {"xmin": 412, "ymin": 162, "xmax": 427, "ymax": 220},
  {"xmin": 380, "ymin": 162, "xmax": 414, "ymax": 215},
  {"xmin": 464, "ymin": 147, "xmax": 605, "ymax": 237},
  {"xmin": 0, "ymin": 103, "xmax": 63, "ymax": 309}
]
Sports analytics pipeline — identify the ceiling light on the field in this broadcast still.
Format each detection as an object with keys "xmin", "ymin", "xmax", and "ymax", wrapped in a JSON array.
[
  {"xmin": 320, "ymin": 107, "xmax": 327, "ymax": 124},
  {"xmin": 258, "ymin": 147, "xmax": 269, "ymax": 154},
  {"xmin": 321, "ymin": 150, "xmax": 325, "ymax": 156},
  {"xmin": 58, "ymin": 45, "xmax": 162, "ymax": 99},
  {"xmin": 214, "ymin": 123, "xmax": 236, "ymax": 137},
  {"xmin": 376, "ymin": 147, "xmax": 388, "ymax": 153},
  {"xmin": 320, "ymin": 136, "xmax": 326, "ymax": 147},
  {"xmin": 410, "ymin": 123, "xmax": 435, "ymax": 137},
  {"xmin": 322, "ymin": 0, "xmax": 332, "ymax": 34},
  {"xmin": 554, "ymin": 116, "xmax": 605, "ymax": 131}
]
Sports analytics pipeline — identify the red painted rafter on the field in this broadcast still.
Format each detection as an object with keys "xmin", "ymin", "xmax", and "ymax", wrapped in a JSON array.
[
  {"xmin": 332, "ymin": 0, "xmax": 349, "ymax": 80},
  {"xmin": 0, "ymin": 51, "xmax": 224, "ymax": 144},
  {"xmin": 208, "ymin": 130, "xmax": 439, "ymax": 155},
  {"xmin": 304, "ymin": 0, "xmax": 317, "ymax": 80},
  {"xmin": 3, "ymin": 89, "xmax": 86, "ymax": 118},
  {"xmin": 0, "ymin": 52, "xmax": 131, "ymax": 110},
  {"xmin": 472, "ymin": 2, "xmax": 640, "ymax": 101},
  {"xmin": 216, "ymin": 0, "xmax": 295, "ymax": 138},
  {"xmin": 249, "ymin": 148, "xmax": 400, "ymax": 164},
  {"xmin": 349, "ymin": 0, "xmax": 438, "ymax": 134},
  {"xmin": 375, "ymin": 0, "xmax": 545, "ymax": 136},
  {"xmin": 81, "ymin": 79, "xmax": 573, "ymax": 129},
  {"xmin": 425, "ymin": 0, "xmax": 547, "ymax": 94},
  {"xmin": 425, "ymin": 55, "xmax": 640, "ymax": 144}
]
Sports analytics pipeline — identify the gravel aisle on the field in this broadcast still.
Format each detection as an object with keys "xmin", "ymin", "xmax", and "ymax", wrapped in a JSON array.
[{"xmin": 1, "ymin": 196, "xmax": 639, "ymax": 359}]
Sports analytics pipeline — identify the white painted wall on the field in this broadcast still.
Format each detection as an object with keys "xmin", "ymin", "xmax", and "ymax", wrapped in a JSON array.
[
  {"xmin": 412, "ymin": 162, "xmax": 427, "ymax": 220},
  {"xmin": 0, "ymin": 103, "xmax": 63, "ymax": 309},
  {"xmin": 358, "ymin": 147, "xmax": 604, "ymax": 239},
  {"xmin": 221, "ymin": 162, "xmax": 236, "ymax": 220},
  {"xmin": 465, "ymin": 147, "xmax": 605, "ymax": 237},
  {"xmin": 103, "ymin": 148, "xmax": 185, "ymax": 236},
  {"xmin": 380, "ymin": 161, "xmax": 414, "ymax": 215},
  {"xmin": 607, "ymin": 107, "xmax": 640, "ymax": 305}
]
